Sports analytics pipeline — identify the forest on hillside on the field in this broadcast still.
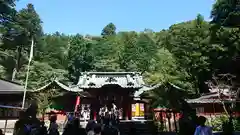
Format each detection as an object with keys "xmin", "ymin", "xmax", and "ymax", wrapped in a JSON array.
[{"xmin": 1, "ymin": 0, "xmax": 240, "ymax": 105}]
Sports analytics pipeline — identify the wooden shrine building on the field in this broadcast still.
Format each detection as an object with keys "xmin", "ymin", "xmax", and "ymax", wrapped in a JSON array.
[
  {"xmin": 0, "ymin": 79, "xmax": 25, "ymax": 119},
  {"xmin": 33, "ymin": 72, "xmax": 156, "ymax": 120},
  {"xmin": 186, "ymin": 88, "xmax": 240, "ymax": 116}
]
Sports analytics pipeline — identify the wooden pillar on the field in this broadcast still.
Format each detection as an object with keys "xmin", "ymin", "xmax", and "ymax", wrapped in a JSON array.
[
  {"xmin": 144, "ymin": 103, "xmax": 151, "ymax": 119},
  {"xmin": 122, "ymin": 97, "xmax": 128, "ymax": 120},
  {"xmin": 123, "ymin": 102, "xmax": 126, "ymax": 120},
  {"xmin": 123, "ymin": 97, "xmax": 132, "ymax": 120},
  {"xmin": 128, "ymin": 101, "xmax": 132, "ymax": 120},
  {"xmin": 90, "ymin": 97, "xmax": 96, "ymax": 120},
  {"xmin": 125, "ymin": 104, "xmax": 129, "ymax": 120},
  {"xmin": 90, "ymin": 104, "xmax": 94, "ymax": 120}
]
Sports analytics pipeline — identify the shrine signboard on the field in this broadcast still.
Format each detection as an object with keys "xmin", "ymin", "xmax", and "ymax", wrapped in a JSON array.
[{"xmin": 132, "ymin": 103, "xmax": 144, "ymax": 117}]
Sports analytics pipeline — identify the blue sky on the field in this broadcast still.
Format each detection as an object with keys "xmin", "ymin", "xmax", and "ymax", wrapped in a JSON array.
[{"xmin": 16, "ymin": 0, "xmax": 215, "ymax": 35}]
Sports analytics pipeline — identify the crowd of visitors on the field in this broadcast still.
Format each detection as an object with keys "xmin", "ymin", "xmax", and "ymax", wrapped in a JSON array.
[
  {"xmin": 11, "ymin": 102, "xmax": 121, "ymax": 135},
  {"xmin": 3, "ymin": 101, "xmax": 235, "ymax": 135}
]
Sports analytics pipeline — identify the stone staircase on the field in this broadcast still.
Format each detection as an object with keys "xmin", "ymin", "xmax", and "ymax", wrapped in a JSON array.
[{"xmin": 118, "ymin": 120, "xmax": 157, "ymax": 135}]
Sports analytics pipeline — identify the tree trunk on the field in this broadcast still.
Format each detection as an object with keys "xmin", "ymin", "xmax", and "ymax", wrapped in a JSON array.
[
  {"xmin": 11, "ymin": 46, "xmax": 22, "ymax": 81},
  {"xmin": 11, "ymin": 68, "xmax": 17, "ymax": 81},
  {"xmin": 217, "ymin": 88, "xmax": 230, "ymax": 117}
]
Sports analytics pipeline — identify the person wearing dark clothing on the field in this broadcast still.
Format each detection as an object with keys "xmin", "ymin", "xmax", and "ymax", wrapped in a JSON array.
[
  {"xmin": 101, "ymin": 117, "xmax": 120, "ymax": 135},
  {"xmin": 48, "ymin": 115, "xmax": 59, "ymax": 135},
  {"xmin": 14, "ymin": 103, "xmax": 42, "ymax": 135},
  {"xmin": 93, "ymin": 124, "xmax": 102, "ymax": 135},
  {"xmin": 179, "ymin": 110, "xmax": 198, "ymax": 135},
  {"xmin": 13, "ymin": 111, "xmax": 26, "ymax": 135},
  {"xmin": 86, "ymin": 120, "xmax": 96, "ymax": 135},
  {"xmin": 0, "ymin": 129, "xmax": 4, "ymax": 135},
  {"xmin": 79, "ymin": 127, "xmax": 87, "ymax": 135},
  {"xmin": 62, "ymin": 118, "xmax": 86, "ymax": 135},
  {"xmin": 62, "ymin": 122, "xmax": 72, "ymax": 135},
  {"xmin": 179, "ymin": 112, "xmax": 193, "ymax": 135},
  {"xmin": 39, "ymin": 122, "xmax": 48, "ymax": 135}
]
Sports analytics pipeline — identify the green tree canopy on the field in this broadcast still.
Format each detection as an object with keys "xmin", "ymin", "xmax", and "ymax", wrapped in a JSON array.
[
  {"xmin": 67, "ymin": 34, "xmax": 95, "ymax": 83},
  {"xmin": 211, "ymin": 0, "xmax": 240, "ymax": 27},
  {"xmin": 101, "ymin": 22, "xmax": 117, "ymax": 37}
]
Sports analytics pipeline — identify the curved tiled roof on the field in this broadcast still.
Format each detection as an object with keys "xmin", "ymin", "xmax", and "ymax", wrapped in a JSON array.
[
  {"xmin": 0, "ymin": 79, "xmax": 24, "ymax": 94},
  {"xmin": 31, "ymin": 80, "xmax": 89, "ymax": 97},
  {"xmin": 77, "ymin": 72, "xmax": 145, "ymax": 89},
  {"xmin": 32, "ymin": 80, "xmax": 83, "ymax": 92},
  {"xmin": 77, "ymin": 72, "xmax": 160, "ymax": 97},
  {"xmin": 134, "ymin": 82, "xmax": 184, "ymax": 97},
  {"xmin": 0, "ymin": 72, "xmax": 163, "ymax": 98},
  {"xmin": 25, "ymin": 72, "xmax": 170, "ymax": 98},
  {"xmin": 186, "ymin": 92, "xmax": 238, "ymax": 104},
  {"xmin": 186, "ymin": 98, "xmax": 236, "ymax": 103}
]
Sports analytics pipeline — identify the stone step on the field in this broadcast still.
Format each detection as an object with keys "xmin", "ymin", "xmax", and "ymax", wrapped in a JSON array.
[{"xmin": 118, "ymin": 121, "xmax": 157, "ymax": 135}]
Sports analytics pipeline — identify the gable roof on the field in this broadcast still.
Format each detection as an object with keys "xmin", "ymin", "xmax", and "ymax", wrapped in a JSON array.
[
  {"xmin": 32, "ymin": 80, "xmax": 82, "ymax": 92},
  {"xmin": 134, "ymin": 82, "xmax": 185, "ymax": 97},
  {"xmin": 0, "ymin": 78, "xmax": 24, "ymax": 94},
  {"xmin": 186, "ymin": 92, "xmax": 237, "ymax": 104}
]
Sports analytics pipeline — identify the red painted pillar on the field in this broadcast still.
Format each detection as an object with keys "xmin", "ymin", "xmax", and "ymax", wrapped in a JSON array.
[
  {"xmin": 93, "ymin": 98, "xmax": 97, "ymax": 120},
  {"xmin": 94, "ymin": 111, "xmax": 97, "ymax": 120},
  {"xmin": 74, "ymin": 96, "xmax": 80, "ymax": 112}
]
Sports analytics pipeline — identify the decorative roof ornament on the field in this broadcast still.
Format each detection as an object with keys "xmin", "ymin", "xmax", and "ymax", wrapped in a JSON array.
[
  {"xmin": 127, "ymin": 82, "xmax": 134, "ymax": 86},
  {"xmin": 105, "ymin": 77, "xmax": 117, "ymax": 83},
  {"xmin": 88, "ymin": 82, "xmax": 96, "ymax": 86},
  {"xmin": 77, "ymin": 73, "xmax": 87, "ymax": 86}
]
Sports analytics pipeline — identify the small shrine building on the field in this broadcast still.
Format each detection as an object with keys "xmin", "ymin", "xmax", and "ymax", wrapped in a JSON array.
[{"xmin": 187, "ymin": 88, "xmax": 240, "ymax": 116}]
